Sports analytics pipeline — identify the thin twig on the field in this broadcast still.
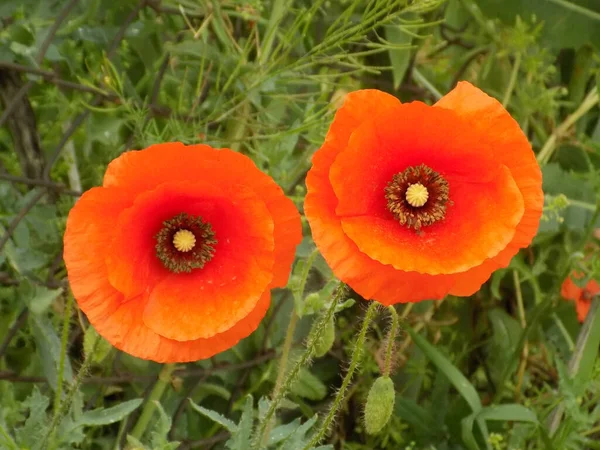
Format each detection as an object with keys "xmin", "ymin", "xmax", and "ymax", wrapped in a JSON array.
[
  {"xmin": 0, "ymin": 173, "xmax": 81, "ymax": 195},
  {"xmin": 0, "ymin": 189, "xmax": 46, "ymax": 253},
  {"xmin": 0, "ymin": 309, "xmax": 29, "ymax": 360},
  {"xmin": 0, "ymin": 61, "xmax": 117, "ymax": 97}
]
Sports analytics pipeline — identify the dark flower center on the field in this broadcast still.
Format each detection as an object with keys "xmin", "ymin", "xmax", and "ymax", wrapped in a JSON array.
[
  {"xmin": 384, "ymin": 164, "xmax": 450, "ymax": 231},
  {"xmin": 154, "ymin": 213, "xmax": 217, "ymax": 273}
]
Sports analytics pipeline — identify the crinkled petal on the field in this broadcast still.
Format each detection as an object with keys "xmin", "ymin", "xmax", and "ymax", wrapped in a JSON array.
[
  {"xmin": 435, "ymin": 81, "xmax": 543, "ymax": 257},
  {"xmin": 103, "ymin": 143, "xmax": 300, "ymax": 288},
  {"xmin": 329, "ymin": 103, "xmax": 524, "ymax": 275},
  {"xmin": 107, "ymin": 181, "xmax": 276, "ymax": 341}
]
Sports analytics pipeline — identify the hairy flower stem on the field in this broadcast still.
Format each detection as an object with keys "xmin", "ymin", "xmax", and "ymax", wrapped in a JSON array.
[
  {"xmin": 45, "ymin": 337, "xmax": 99, "ymax": 450},
  {"xmin": 304, "ymin": 301, "xmax": 379, "ymax": 448},
  {"xmin": 53, "ymin": 295, "xmax": 74, "ymax": 418},
  {"xmin": 261, "ymin": 310, "xmax": 299, "ymax": 442},
  {"xmin": 130, "ymin": 363, "xmax": 177, "ymax": 440},
  {"xmin": 47, "ymin": 294, "xmax": 73, "ymax": 449},
  {"xmin": 383, "ymin": 306, "xmax": 399, "ymax": 376},
  {"xmin": 254, "ymin": 284, "xmax": 347, "ymax": 449}
]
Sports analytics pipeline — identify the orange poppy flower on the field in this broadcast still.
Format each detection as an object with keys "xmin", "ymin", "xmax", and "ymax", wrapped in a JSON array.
[
  {"xmin": 561, "ymin": 272, "xmax": 600, "ymax": 322},
  {"xmin": 304, "ymin": 82, "xmax": 543, "ymax": 305},
  {"xmin": 64, "ymin": 143, "xmax": 301, "ymax": 362}
]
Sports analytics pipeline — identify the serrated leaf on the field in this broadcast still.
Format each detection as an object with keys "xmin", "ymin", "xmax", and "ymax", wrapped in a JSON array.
[
  {"xmin": 227, "ymin": 395, "xmax": 254, "ymax": 450},
  {"xmin": 268, "ymin": 418, "xmax": 301, "ymax": 446},
  {"xmin": 280, "ymin": 415, "xmax": 319, "ymax": 450},
  {"xmin": 189, "ymin": 400, "xmax": 238, "ymax": 433},
  {"xmin": 487, "ymin": 309, "xmax": 521, "ymax": 386},
  {"xmin": 149, "ymin": 401, "xmax": 180, "ymax": 450},
  {"xmin": 83, "ymin": 325, "xmax": 112, "ymax": 364},
  {"xmin": 20, "ymin": 281, "xmax": 62, "ymax": 315},
  {"xmin": 75, "ymin": 398, "xmax": 143, "ymax": 427},
  {"xmin": 15, "ymin": 387, "xmax": 50, "ymax": 449},
  {"xmin": 290, "ymin": 368, "xmax": 327, "ymax": 401}
]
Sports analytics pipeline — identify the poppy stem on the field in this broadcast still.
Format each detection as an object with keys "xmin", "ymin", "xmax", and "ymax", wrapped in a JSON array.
[
  {"xmin": 130, "ymin": 363, "xmax": 177, "ymax": 441},
  {"xmin": 383, "ymin": 306, "xmax": 399, "ymax": 377},
  {"xmin": 46, "ymin": 293, "xmax": 74, "ymax": 450},
  {"xmin": 272, "ymin": 310, "xmax": 298, "ymax": 404},
  {"xmin": 258, "ymin": 309, "xmax": 298, "ymax": 445},
  {"xmin": 44, "ymin": 335, "xmax": 100, "ymax": 450},
  {"xmin": 304, "ymin": 301, "xmax": 379, "ymax": 449},
  {"xmin": 253, "ymin": 284, "xmax": 347, "ymax": 448}
]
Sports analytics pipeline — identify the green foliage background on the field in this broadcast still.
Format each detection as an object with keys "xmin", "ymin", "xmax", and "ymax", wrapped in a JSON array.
[{"xmin": 1, "ymin": 0, "xmax": 600, "ymax": 449}]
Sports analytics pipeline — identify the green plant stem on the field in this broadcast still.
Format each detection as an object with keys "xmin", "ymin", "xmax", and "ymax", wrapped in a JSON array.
[
  {"xmin": 48, "ymin": 294, "xmax": 74, "ymax": 449},
  {"xmin": 383, "ymin": 306, "xmax": 399, "ymax": 377},
  {"xmin": 253, "ymin": 284, "xmax": 347, "ymax": 449},
  {"xmin": 260, "ymin": 309, "xmax": 298, "ymax": 444},
  {"xmin": 537, "ymin": 88, "xmax": 599, "ymax": 165},
  {"xmin": 130, "ymin": 363, "xmax": 177, "ymax": 440},
  {"xmin": 412, "ymin": 67, "xmax": 442, "ymax": 100},
  {"xmin": 547, "ymin": 0, "xmax": 600, "ymax": 20},
  {"xmin": 45, "ymin": 337, "xmax": 99, "ymax": 450},
  {"xmin": 304, "ymin": 301, "xmax": 379, "ymax": 448},
  {"xmin": 552, "ymin": 313, "xmax": 575, "ymax": 352},
  {"xmin": 259, "ymin": 0, "xmax": 292, "ymax": 65},
  {"xmin": 502, "ymin": 52, "xmax": 521, "ymax": 107},
  {"xmin": 513, "ymin": 270, "xmax": 529, "ymax": 400}
]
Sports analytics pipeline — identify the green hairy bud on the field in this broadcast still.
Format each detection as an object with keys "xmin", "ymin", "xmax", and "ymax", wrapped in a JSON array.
[
  {"xmin": 364, "ymin": 376, "xmax": 395, "ymax": 435},
  {"xmin": 314, "ymin": 316, "xmax": 335, "ymax": 357}
]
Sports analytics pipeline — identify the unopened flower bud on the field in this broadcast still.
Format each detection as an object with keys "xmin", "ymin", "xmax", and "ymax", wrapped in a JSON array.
[
  {"xmin": 314, "ymin": 316, "xmax": 335, "ymax": 357},
  {"xmin": 364, "ymin": 376, "xmax": 395, "ymax": 434}
]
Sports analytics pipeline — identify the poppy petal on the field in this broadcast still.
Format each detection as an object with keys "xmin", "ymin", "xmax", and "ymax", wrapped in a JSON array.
[
  {"xmin": 94, "ymin": 290, "xmax": 271, "ymax": 363},
  {"xmin": 435, "ymin": 81, "xmax": 543, "ymax": 251},
  {"xmin": 64, "ymin": 187, "xmax": 132, "ymax": 303},
  {"xmin": 103, "ymin": 144, "xmax": 301, "ymax": 288},
  {"xmin": 329, "ymin": 103, "xmax": 525, "ymax": 274},
  {"xmin": 305, "ymin": 91, "xmax": 460, "ymax": 304},
  {"xmin": 104, "ymin": 180, "xmax": 275, "ymax": 341}
]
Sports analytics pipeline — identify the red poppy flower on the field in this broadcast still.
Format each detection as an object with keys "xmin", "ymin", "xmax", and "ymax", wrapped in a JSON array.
[
  {"xmin": 64, "ymin": 143, "xmax": 301, "ymax": 362},
  {"xmin": 304, "ymin": 82, "xmax": 543, "ymax": 305},
  {"xmin": 561, "ymin": 272, "xmax": 600, "ymax": 322}
]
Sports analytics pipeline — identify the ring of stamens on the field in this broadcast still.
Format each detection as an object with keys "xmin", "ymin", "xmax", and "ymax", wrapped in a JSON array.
[
  {"xmin": 155, "ymin": 213, "xmax": 217, "ymax": 273},
  {"xmin": 384, "ymin": 164, "xmax": 450, "ymax": 231}
]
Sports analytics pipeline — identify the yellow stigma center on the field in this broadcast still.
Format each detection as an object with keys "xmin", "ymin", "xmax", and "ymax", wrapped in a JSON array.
[
  {"xmin": 173, "ymin": 229, "xmax": 196, "ymax": 252},
  {"xmin": 405, "ymin": 183, "xmax": 429, "ymax": 207}
]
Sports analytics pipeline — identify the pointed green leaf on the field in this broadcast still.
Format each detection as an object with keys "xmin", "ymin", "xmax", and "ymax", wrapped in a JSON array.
[
  {"xmin": 76, "ymin": 399, "xmax": 143, "ymax": 427},
  {"xmin": 189, "ymin": 400, "xmax": 238, "ymax": 433}
]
